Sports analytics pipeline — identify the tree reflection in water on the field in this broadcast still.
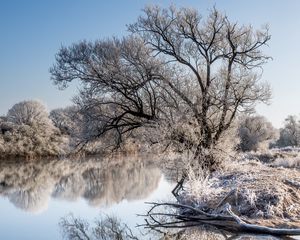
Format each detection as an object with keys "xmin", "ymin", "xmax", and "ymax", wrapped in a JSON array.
[
  {"xmin": 60, "ymin": 214, "xmax": 289, "ymax": 240},
  {"xmin": 60, "ymin": 214, "xmax": 139, "ymax": 240},
  {"xmin": 0, "ymin": 157, "xmax": 161, "ymax": 213}
]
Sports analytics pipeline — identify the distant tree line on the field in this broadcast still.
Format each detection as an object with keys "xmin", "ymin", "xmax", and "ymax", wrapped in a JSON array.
[
  {"xmin": 1, "ymin": 99, "xmax": 300, "ymax": 159},
  {"xmin": 238, "ymin": 114, "xmax": 300, "ymax": 151}
]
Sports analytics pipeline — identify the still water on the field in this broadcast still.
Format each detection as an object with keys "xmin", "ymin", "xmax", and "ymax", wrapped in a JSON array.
[
  {"xmin": 0, "ymin": 157, "xmax": 174, "ymax": 239},
  {"xmin": 0, "ymin": 157, "xmax": 298, "ymax": 240}
]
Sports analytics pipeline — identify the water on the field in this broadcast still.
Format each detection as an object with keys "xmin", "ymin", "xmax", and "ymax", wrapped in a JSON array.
[
  {"xmin": 0, "ymin": 157, "xmax": 299, "ymax": 240},
  {"xmin": 0, "ymin": 157, "xmax": 175, "ymax": 239}
]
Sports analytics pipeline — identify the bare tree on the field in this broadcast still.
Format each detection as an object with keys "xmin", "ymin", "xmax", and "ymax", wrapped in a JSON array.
[
  {"xmin": 129, "ymin": 6, "xmax": 271, "ymax": 153},
  {"xmin": 51, "ymin": 37, "xmax": 165, "ymax": 146},
  {"xmin": 50, "ymin": 6, "xmax": 271, "ymax": 167}
]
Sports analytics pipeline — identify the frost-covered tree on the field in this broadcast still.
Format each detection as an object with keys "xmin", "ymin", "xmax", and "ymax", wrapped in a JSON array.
[
  {"xmin": 50, "ymin": 106, "xmax": 80, "ymax": 136},
  {"xmin": 238, "ymin": 115, "xmax": 277, "ymax": 151},
  {"xmin": 0, "ymin": 100, "xmax": 69, "ymax": 159},
  {"xmin": 7, "ymin": 100, "xmax": 52, "ymax": 127},
  {"xmin": 276, "ymin": 115, "xmax": 300, "ymax": 147},
  {"xmin": 50, "ymin": 6, "xmax": 271, "ymax": 168},
  {"xmin": 129, "ymin": 6, "xmax": 271, "ymax": 149},
  {"xmin": 51, "ymin": 37, "xmax": 164, "ymax": 147}
]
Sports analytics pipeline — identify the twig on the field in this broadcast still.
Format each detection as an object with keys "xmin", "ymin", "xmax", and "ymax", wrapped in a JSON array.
[
  {"xmin": 215, "ymin": 189, "xmax": 236, "ymax": 209},
  {"xmin": 171, "ymin": 174, "xmax": 186, "ymax": 199}
]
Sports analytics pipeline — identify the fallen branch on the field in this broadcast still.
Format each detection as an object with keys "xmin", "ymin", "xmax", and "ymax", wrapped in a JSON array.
[
  {"xmin": 225, "ymin": 203, "xmax": 300, "ymax": 235},
  {"xmin": 139, "ymin": 202, "xmax": 300, "ymax": 237}
]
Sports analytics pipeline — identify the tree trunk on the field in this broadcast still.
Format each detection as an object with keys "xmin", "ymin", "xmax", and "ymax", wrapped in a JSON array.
[{"xmin": 194, "ymin": 143, "xmax": 218, "ymax": 171}]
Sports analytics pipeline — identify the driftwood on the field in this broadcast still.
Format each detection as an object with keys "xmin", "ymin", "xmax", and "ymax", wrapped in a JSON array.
[{"xmin": 138, "ymin": 202, "xmax": 300, "ymax": 237}]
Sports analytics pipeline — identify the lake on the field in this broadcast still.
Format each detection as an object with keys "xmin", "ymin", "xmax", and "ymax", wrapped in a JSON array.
[{"xmin": 0, "ymin": 156, "xmax": 297, "ymax": 240}]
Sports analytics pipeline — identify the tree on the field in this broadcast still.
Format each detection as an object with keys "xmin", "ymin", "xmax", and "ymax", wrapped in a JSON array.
[
  {"xmin": 51, "ymin": 37, "xmax": 164, "ymax": 146},
  {"xmin": 0, "ymin": 100, "xmax": 69, "ymax": 158},
  {"xmin": 276, "ymin": 115, "xmax": 300, "ymax": 147},
  {"xmin": 50, "ymin": 106, "xmax": 80, "ymax": 135},
  {"xmin": 7, "ymin": 100, "xmax": 52, "ymax": 127},
  {"xmin": 129, "ymin": 6, "xmax": 271, "ymax": 148},
  {"xmin": 50, "ymin": 6, "xmax": 271, "ymax": 168},
  {"xmin": 238, "ymin": 115, "xmax": 277, "ymax": 151}
]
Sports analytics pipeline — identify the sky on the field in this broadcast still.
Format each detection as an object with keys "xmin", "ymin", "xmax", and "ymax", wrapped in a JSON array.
[{"xmin": 1, "ymin": 0, "xmax": 300, "ymax": 128}]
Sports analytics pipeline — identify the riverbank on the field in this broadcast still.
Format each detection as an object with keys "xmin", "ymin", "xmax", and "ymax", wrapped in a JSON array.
[{"xmin": 172, "ymin": 150, "xmax": 300, "ymax": 232}]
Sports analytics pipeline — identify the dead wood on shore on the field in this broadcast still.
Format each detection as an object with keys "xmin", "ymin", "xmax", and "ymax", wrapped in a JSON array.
[{"xmin": 138, "ymin": 201, "xmax": 300, "ymax": 237}]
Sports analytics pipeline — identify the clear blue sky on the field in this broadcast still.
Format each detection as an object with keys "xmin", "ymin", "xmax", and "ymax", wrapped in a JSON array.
[{"xmin": 1, "ymin": 0, "xmax": 300, "ymax": 128}]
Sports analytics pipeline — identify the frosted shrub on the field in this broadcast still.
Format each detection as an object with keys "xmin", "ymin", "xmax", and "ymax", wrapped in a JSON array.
[
  {"xmin": 1, "ymin": 123, "xmax": 68, "ymax": 158},
  {"xmin": 242, "ymin": 189, "xmax": 257, "ymax": 207},
  {"xmin": 184, "ymin": 166, "xmax": 223, "ymax": 207}
]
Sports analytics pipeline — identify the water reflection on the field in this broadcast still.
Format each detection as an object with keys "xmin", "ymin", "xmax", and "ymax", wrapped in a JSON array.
[
  {"xmin": 60, "ymin": 214, "xmax": 294, "ymax": 240},
  {"xmin": 0, "ymin": 157, "xmax": 161, "ymax": 212}
]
